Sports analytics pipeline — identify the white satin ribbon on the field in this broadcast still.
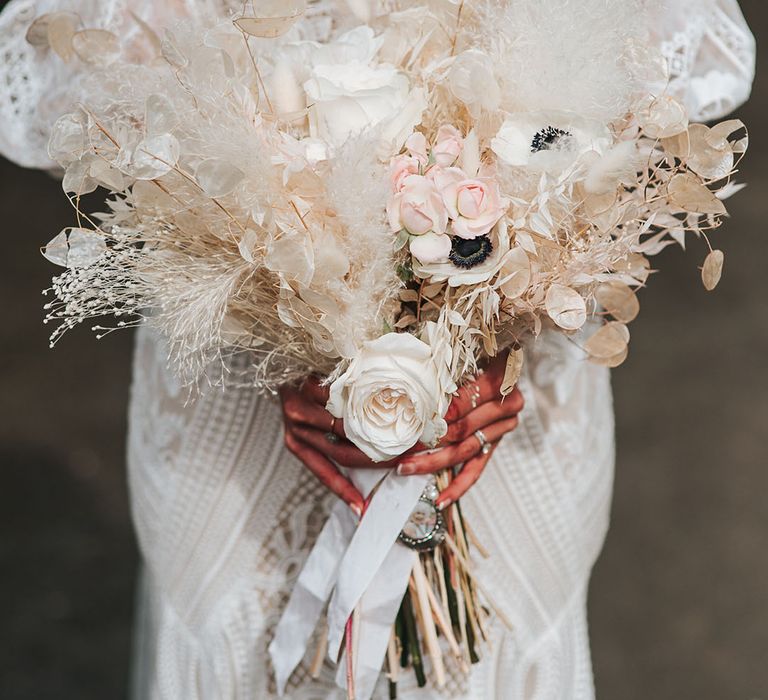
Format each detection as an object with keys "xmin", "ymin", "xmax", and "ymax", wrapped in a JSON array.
[
  {"xmin": 335, "ymin": 544, "xmax": 418, "ymax": 699},
  {"xmin": 269, "ymin": 500, "xmax": 357, "ymax": 694},
  {"xmin": 327, "ymin": 471, "xmax": 428, "ymax": 655},
  {"xmin": 269, "ymin": 468, "xmax": 427, "ymax": 700}
]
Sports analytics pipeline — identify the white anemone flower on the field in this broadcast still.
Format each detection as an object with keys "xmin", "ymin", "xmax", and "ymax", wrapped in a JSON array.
[
  {"xmin": 413, "ymin": 220, "xmax": 510, "ymax": 287},
  {"xmin": 491, "ymin": 111, "xmax": 611, "ymax": 174}
]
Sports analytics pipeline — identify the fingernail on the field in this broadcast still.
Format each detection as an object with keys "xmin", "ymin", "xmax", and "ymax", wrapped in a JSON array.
[
  {"xmin": 397, "ymin": 462, "xmax": 416, "ymax": 476},
  {"xmin": 350, "ymin": 503, "xmax": 362, "ymax": 518},
  {"xmin": 437, "ymin": 499, "xmax": 451, "ymax": 511}
]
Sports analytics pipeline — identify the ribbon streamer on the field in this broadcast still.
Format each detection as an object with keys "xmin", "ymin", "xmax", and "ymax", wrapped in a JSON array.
[
  {"xmin": 269, "ymin": 500, "xmax": 358, "ymax": 694},
  {"xmin": 269, "ymin": 469, "xmax": 427, "ymax": 699}
]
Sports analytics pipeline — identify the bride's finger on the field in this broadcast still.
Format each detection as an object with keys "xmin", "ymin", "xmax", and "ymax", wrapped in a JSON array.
[
  {"xmin": 301, "ymin": 375, "xmax": 330, "ymax": 405},
  {"xmin": 444, "ymin": 358, "xmax": 509, "ymax": 422},
  {"xmin": 290, "ymin": 425, "xmax": 398, "ymax": 469},
  {"xmin": 397, "ymin": 417, "xmax": 518, "ymax": 475},
  {"xmin": 441, "ymin": 391, "xmax": 524, "ymax": 444},
  {"xmin": 284, "ymin": 430, "xmax": 364, "ymax": 515},
  {"xmin": 281, "ymin": 387, "xmax": 344, "ymax": 435},
  {"xmin": 436, "ymin": 442, "xmax": 498, "ymax": 510}
]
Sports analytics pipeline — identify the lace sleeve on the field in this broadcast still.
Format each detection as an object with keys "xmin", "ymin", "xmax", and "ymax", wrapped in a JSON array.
[
  {"xmin": 0, "ymin": 0, "xmax": 339, "ymax": 169},
  {"xmin": 0, "ymin": 0, "xmax": 70, "ymax": 168},
  {"xmin": 0, "ymin": 0, "xmax": 235, "ymax": 169},
  {"xmin": 656, "ymin": 0, "xmax": 756, "ymax": 120}
]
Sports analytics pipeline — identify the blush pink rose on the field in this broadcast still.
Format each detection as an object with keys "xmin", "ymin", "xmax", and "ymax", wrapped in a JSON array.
[
  {"xmin": 432, "ymin": 125, "xmax": 464, "ymax": 167},
  {"xmin": 404, "ymin": 131, "xmax": 429, "ymax": 165},
  {"xmin": 389, "ymin": 154, "xmax": 421, "ymax": 192},
  {"xmin": 387, "ymin": 175, "xmax": 448, "ymax": 236},
  {"xmin": 435, "ymin": 167, "xmax": 507, "ymax": 239}
]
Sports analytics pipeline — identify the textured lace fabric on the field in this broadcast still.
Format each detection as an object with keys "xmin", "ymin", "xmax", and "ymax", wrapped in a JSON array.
[
  {"xmin": 127, "ymin": 324, "xmax": 615, "ymax": 700},
  {"xmin": 656, "ymin": 0, "xmax": 756, "ymax": 121},
  {"xmin": 0, "ymin": 1, "xmax": 755, "ymax": 698}
]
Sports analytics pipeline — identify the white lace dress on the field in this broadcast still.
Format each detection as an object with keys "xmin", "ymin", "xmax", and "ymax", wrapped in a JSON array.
[{"xmin": 0, "ymin": 1, "xmax": 755, "ymax": 698}]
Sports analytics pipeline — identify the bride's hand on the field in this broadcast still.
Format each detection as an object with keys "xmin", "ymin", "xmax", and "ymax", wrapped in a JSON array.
[
  {"xmin": 280, "ymin": 354, "xmax": 524, "ymax": 514},
  {"xmin": 396, "ymin": 352, "xmax": 524, "ymax": 509},
  {"xmin": 280, "ymin": 377, "xmax": 393, "ymax": 515}
]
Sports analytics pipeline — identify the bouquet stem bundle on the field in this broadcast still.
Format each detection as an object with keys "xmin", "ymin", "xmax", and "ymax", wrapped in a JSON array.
[{"xmin": 336, "ymin": 469, "xmax": 509, "ymax": 699}]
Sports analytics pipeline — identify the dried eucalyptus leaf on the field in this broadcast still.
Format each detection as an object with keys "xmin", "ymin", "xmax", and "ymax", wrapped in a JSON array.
[
  {"xmin": 701, "ymin": 249, "xmax": 724, "ymax": 291},
  {"xmin": 234, "ymin": 1, "xmax": 307, "ymax": 39},
  {"xmin": 584, "ymin": 322, "xmax": 630, "ymax": 360},
  {"xmin": 662, "ymin": 130, "xmax": 690, "ymax": 159},
  {"xmin": 500, "ymin": 348, "xmax": 524, "ymax": 396},
  {"xmin": 237, "ymin": 228, "xmax": 259, "ymax": 264},
  {"xmin": 638, "ymin": 95, "xmax": 688, "ymax": 139},
  {"xmin": 423, "ymin": 282, "xmax": 444, "ymax": 297},
  {"xmin": 668, "ymin": 173, "xmax": 727, "ymax": 215},
  {"xmin": 26, "ymin": 14, "xmax": 53, "ymax": 47},
  {"xmin": 44, "ymin": 228, "xmax": 106, "ymax": 268},
  {"xmin": 145, "ymin": 94, "xmax": 179, "ymax": 137},
  {"xmin": 687, "ymin": 124, "xmax": 734, "ymax": 180},
  {"xmin": 234, "ymin": 17, "xmax": 298, "ymax": 38},
  {"xmin": 498, "ymin": 246, "xmax": 531, "ymax": 300},
  {"xmin": 88, "ymin": 158, "xmax": 126, "ymax": 191},
  {"xmin": 732, "ymin": 136, "xmax": 749, "ymax": 154},
  {"xmin": 42, "ymin": 231, "xmax": 69, "ymax": 266},
  {"xmin": 220, "ymin": 314, "xmax": 252, "ymax": 345},
  {"xmin": 394, "ymin": 314, "xmax": 417, "ymax": 328},
  {"xmin": 196, "ymin": 158, "xmax": 245, "ymax": 198},
  {"xmin": 67, "ymin": 228, "xmax": 107, "ymax": 267},
  {"xmin": 545, "ymin": 284, "xmax": 587, "ymax": 331},
  {"xmin": 709, "ymin": 119, "xmax": 744, "ymax": 142},
  {"xmin": 595, "ymin": 281, "xmax": 640, "ymax": 323},
  {"xmin": 160, "ymin": 36, "xmax": 187, "ymax": 67},
  {"xmin": 481, "ymin": 325, "xmax": 497, "ymax": 356},
  {"xmin": 62, "ymin": 157, "xmax": 98, "ymax": 195},
  {"xmin": 398, "ymin": 289, "xmax": 419, "ymax": 302},
  {"xmin": 72, "ymin": 29, "xmax": 120, "ymax": 64},
  {"xmin": 590, "ymin": 346, "xmax": 629, "ymax": 368},
  {"xmin": 47, "ymin": 11, "xmax": 80, "ymax": 62},
  {"xmin": 130, "ymin": 133, "xmax": 180, "ymax": 180}
]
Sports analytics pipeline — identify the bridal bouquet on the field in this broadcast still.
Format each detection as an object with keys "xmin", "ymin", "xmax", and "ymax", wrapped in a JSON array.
[{"xmin": 38, "ymin": 0, "xmax": 747, "ymax": 697}]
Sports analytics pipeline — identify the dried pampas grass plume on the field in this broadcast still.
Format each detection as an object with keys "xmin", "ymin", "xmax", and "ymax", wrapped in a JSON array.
[{"xmin": 468, "ymin": 0, "xmax": 664, "ymax": 121}]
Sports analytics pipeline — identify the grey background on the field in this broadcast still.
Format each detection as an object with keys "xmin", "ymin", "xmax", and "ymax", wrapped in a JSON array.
[{"xmin": 0, "ymin": 2, "xmax": 766, "ymax": 698}]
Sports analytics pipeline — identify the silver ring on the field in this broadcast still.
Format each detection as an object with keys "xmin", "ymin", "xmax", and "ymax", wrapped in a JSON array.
[
  {"xmin": 470, "ymin": 385, "xmax": 480, "ymax": 409},
  {"xmin": 474, "ymin": 429, "xmax": 491, "ymax": 454},
  {"xmin": 325, "ymin": 432, "xmax": 340, "ymax": 444}
]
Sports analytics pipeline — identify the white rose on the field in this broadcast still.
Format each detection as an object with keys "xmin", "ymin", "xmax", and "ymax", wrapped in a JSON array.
[
  {"xmin": 327, "ymin": 330, "xmax": 456, "ymax": 462},
  {"xmin": 304, "ymin": 62, "xmax": 426, "ymax": 153}
]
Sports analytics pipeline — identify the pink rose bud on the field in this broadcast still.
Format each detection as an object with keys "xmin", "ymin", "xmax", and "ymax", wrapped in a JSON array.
[
  {"xmin": 389, "ymin": 154, "xmax": 421, "ymax": 193},
  {"xmin": 405, "ymin": 132, "xmax": 429, "ymax": 165},
  {"xmin": 457, "ymin": 183, "xmax": 486, "ymax": 218},
  {"xmin": 433, "ymin": 125, "xmax": 464, "ymax": 167}
]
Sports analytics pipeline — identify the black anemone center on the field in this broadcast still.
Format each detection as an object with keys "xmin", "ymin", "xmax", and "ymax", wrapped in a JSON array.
[
  {"xmin": 449, "ymin": 235, "xmax": 493, "ymax": 269},
  {"xmin": 531, "ymin": 126, "xmax": 572, "ymax": 153}
]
